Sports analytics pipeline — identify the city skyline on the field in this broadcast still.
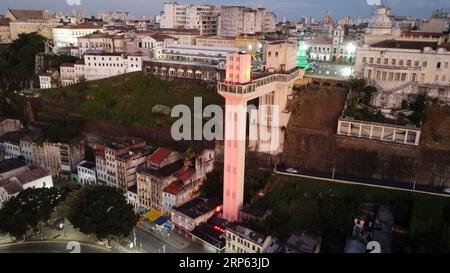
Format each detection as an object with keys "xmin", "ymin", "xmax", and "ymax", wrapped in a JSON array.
[{"xmin": 0, "ymin": 0, "xmax": 449, "ymax": 20}]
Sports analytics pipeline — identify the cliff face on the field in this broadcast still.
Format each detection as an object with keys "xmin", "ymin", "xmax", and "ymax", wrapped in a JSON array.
[{"xmin": 281, "ymin": 87, "xmax": 450, "ymax": 187}]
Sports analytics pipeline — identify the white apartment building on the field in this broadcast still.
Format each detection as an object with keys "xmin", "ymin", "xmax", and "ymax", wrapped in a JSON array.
[
  {"xmin": 308, "ymin": 26, "xmax": 358, "ymax": 64},
  {"xmin": 38, "ymin": 70, "xmax": 60, "ymax": 89},
  {"xmin": 160, "ymin": 2, "xmax": 218, "ymax": 35},
  {"xmin": 39, "ymin": 75, "xmax": 52, "ymax": 89},
  {"xmin": 83, "ymin": 53, "xmax": 142, "ymax": 81},
  {"xmin": 218, "ymin": 6, "xmax": 276, "ymax": 37},
  {"xmin": 78, "ymin": 33, "xmax": 127, "ymax": 55},
  {"xmin": 355, "ymin": 39, "xmax": 450, "ymax": 109},
  {"xmin": 60, "ymin": 53, "xmax": 142, "ymax": 86},
  {"xmin": 0, "ymin": 167, "xmax": 53, "ymax": 207},
  {"xmin": 160, "ymin": 2, "xmax": 189, "ymax": 29},
  {"xmin": 77, "ymin": 161, "xmax": 97, "ymax": 185},
  {"xmin": 52, "ymin": 22, "xmax": 103, "ymax": 48},
  {"xmin": 225, "ymin": 223, "xmax": 272, "ymax": 253}
]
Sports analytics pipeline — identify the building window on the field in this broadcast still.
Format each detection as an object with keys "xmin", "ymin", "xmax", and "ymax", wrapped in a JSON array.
[{"xmin": 437, "ymin": 61, "xmax": 441, "ymax": 69}]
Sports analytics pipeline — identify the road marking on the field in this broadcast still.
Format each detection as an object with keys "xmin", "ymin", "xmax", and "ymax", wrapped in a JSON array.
[{"xmin": 135, "ymin": 225, "xmax": 182, "ymax": 250}]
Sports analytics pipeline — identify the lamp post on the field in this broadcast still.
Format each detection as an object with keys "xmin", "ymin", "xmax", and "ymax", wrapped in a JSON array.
[{"xmin": 346, "ymin": 43, "xmax": 357, "ymax": 76}]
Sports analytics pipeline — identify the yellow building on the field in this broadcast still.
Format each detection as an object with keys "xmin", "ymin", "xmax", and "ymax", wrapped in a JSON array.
[{"xmin": 0, "ymin": 18, "xmax": 11, "ymax": 43}]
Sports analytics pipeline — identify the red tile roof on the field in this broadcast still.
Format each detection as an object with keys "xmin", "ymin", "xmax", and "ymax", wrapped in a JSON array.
[
  {"xmin": 16, "ymin": 168, "xmax": 49, "ymax": 185},
  {"xmin": 163, "ymin": 180, "xmax": 185, "ymax": 195},
  {"xmin": 148, "ymin": 147, "xmax": 173, "ymax": 165},
  {"xmin": 175, "ymin": 168, "xmax": 195, "ymax": 182}
]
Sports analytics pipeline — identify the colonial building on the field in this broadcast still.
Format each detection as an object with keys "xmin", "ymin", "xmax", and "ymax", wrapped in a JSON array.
[
  {"xmin": 355, "ymin": 39, "xmax": 450, "ymax": 109},
  {"xmin": 307, "ymin": 26, "xmax": 358, "ymax": 64},
  {"xmin": 52, "ymin": 22, "xmax": 103, "ymax": 48},
  {"xmin": 95, "ymin": 138, "xmax": 146, "ymax": 188},
  {"xmin": 116, "ymin": 145, "xmax": 154, "ymax": 192},
  {"xmin": 0, "ymin": 167, "xmax": 53, "ymax": 207},
  {"xmin": 77, "ymin": 161, "xmax": 97, "ymax": 185},
  {"xmin": 5, "ymin": 9, "xmax": 59, "ymax": 40},
  {"xmin": 0, "ymin": 18, "xmax": 11, "ymax": 43},
  {"xmin": 136, "ymin": 147, "xmax": 183, "ymax": 211},
  {"xmin": 171, "ymin": 197, "xmax": 222, "ymax": 237},
  {"xmin": 143, "ymin": 44, "xmax": 239, "ymax": 81},
  {"xmin": 225, "ymin": 223, "xmax": 272, "ymax": 253}
]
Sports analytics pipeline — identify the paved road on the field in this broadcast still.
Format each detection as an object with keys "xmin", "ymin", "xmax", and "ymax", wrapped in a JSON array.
[
  {"xmin": 128, "ymin": 225, "xmax": 206, "ymax": 253},
  {"xmin": 0, "ymin": 241, "xmax": 111, "ymax": 253},
  {"xmin": 277, "ymin": 167, "xmax": 450, "ymax": 198}
]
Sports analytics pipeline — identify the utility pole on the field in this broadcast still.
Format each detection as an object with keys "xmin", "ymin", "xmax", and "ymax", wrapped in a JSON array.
[{"xmin": 413, "ymin": 180, "xmax": 416, "ymax": 191}]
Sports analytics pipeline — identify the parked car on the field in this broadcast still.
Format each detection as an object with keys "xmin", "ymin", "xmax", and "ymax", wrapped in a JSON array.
[
  {"xmin": 286, "ymin": 168, "xmax": 299, "ymax": 174},
  {"xmin": 443, "ymin": 188, "xmax": 450, "ymax": 194}
]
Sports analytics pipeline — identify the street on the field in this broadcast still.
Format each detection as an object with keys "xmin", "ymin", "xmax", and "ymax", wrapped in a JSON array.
[
  {"xmin": 127, "ymin": 225, "xmax": 206, "ymax": 253},
  {"xmin": 0, "ymin": 241, "xmax": 111, "ymax": 253}
]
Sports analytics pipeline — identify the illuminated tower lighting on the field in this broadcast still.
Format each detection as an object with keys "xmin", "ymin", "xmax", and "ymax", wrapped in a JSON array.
[{"xmin": 296, "ymin": 32, "xmax": 309, "ymax": 69}]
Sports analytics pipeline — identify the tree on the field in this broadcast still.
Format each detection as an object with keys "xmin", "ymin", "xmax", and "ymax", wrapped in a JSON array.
[
  {"xmin": 0, "ymin": 187, "xmax": 62, "ymax": 239},
  {"xmin": 0, "ymin": 32, "xmax": 47, "ymax": 90},
  {"xmin": 59, "ymin": 186, "xmax": 137, "ymax": 240}
]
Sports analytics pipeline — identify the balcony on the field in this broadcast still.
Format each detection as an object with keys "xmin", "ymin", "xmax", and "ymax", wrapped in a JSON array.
[
  {"xmin": 364, "ymin": 63, "xmax": 422, "ymax": 71},
  {"xmin": 218, "ymin": 69, "xmax": 301, "ymax": 95}
]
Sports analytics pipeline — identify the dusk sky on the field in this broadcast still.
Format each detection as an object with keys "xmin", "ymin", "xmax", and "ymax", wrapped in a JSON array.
[{"xmin": 0, "ymin": 0, "xmax": 449, "ymax": 20}]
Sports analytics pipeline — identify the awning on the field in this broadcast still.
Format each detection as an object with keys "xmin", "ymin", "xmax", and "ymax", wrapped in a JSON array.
[
  {"xmin": 143, "ymin": 209, "xmax": 162, "ymax": 222},
  {"xmin": 154, "ymin": 216, "xmax": 168, "ymax": 227}
]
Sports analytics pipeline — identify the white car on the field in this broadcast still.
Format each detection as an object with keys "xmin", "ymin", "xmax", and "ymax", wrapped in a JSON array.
[
  {"xmin": 443, "ymin": 188, "xmax": 450, "ymax": 194},
  {"xmin": 286, "ymin": 168, "xmax": 299, "ymax": 174}
]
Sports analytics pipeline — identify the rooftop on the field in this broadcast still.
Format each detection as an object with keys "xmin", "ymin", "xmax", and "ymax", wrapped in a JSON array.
[
  {"xmin": 16, "ymin": 167, "xmax": 49, "ymax": 185},
  {"xmin": 0, "ymin": 179, "xmax": 22, "ymax": 195},
  {"xmin": 190, "ymin": 217, "xmax": 227, "ymax": 250},
  {"xmin": 0, "ymin": 18, "xmax": 11, "ymax": 26},
  {"xmin": 117, "ymin": 145, "xmax": 155, "ymax": 161},
  {"xmin": 173, "ymin": 197, "xmax": 222, "ymax": 219},
  {"xmin": 286, "ymin": 230, "xmax": 322, "ymax": 253},
  {"xmin": 163, "ymin": 180, "xmax": 185, "ymax": 195},
  {"xmin": 8, "ymin": 9, "xmax": 46, "ymax": 20},
  {"xmin": 0, "ymin": 130, "xmax": 29, "ymax": 145},
  {"xmin": 370, "ymin": 39, "xmax": 439, "ymax": 50},
  {"xmin": 148, "ymin": 147, "xmax": 175, "ymax": 165},
  {"xmin": 54, "ymin": 22, "xmax": 102, "ymax": 29},
  {"xmin": 0, "ymin": 159, "xmax": 27, "ymax": 174},
  {"xmin": 140, "ymin": 160, "xmax": 184, "ymax": 178},
  {"xmin": 227, "ymin": 223, "xmax": 268, "ymax": 246},
  {"xmin": 78, "ymin": 161, "xmax": 96, "ymax": 170},
  {"xmin": 174, "ymin": 168, "xmax": 195, "ymax": 182}
]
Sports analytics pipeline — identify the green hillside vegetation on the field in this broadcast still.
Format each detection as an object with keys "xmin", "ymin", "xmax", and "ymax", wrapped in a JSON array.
[
  {"xmin": 39, "ymin": 72, "xmax": 224, "ymax": 128},
  {"xmin": 251, "ymin": 175, "xmax": 450, "ymax": 253}
]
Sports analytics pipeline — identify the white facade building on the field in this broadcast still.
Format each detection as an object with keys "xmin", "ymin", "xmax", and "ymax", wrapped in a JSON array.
[
  {"xmin": 83, "ymin": 53, "xmax": 142, "ymax": 81},
  {"xmin": 0, "ymin": 167, "xmax": 53, "ymax": 207},
  {"xmin": 355, "ymin": 39, "xmax": 450, "ymax": 108},
  {"xmin": 225, "ymin": 223, "xmax": 272, "ymax": 253},
  {"xmin": 77, "ymin": 161, "xmax": 97, "ymax": 185},
  {"xmin": 52, "ymin": 22, "xmax": 103, "ymax": 48},
  {"xmin": 218, "ymin": 6, "xmax": 276, "ymax": 37}
]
